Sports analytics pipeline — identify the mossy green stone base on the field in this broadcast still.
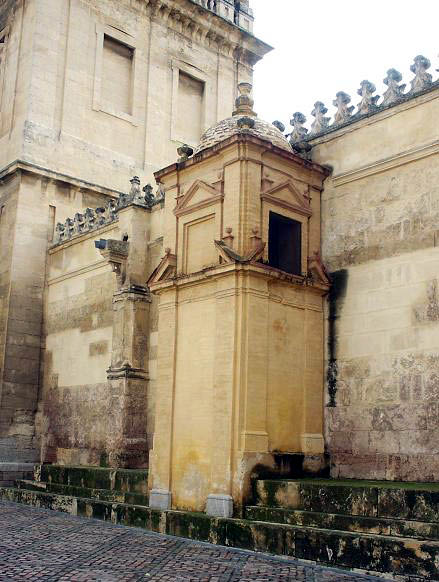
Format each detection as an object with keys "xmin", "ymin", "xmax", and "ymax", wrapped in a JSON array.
[
  {"xmin": 16, "ymin": 479, "xmax": 148, "ymax": 506},
  {"xmin": 255, "ymin": 478, "xmax": 439, "ymax": 521},
  {"xmin": 2, "ymin": 485, "xmax": 439, "ymax": 579},
  {"xmin": 246, "ymin": 505, "xmax": 439, "ymax": 541},
  {"xmin": 36, "ymin": 465, "xmax": 148, "ymax": 495}
]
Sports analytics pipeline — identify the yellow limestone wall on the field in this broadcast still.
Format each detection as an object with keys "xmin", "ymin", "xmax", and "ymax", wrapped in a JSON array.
[{"xmin": 149, "ymin": 134, "xmax": 329, "ymax": 513}]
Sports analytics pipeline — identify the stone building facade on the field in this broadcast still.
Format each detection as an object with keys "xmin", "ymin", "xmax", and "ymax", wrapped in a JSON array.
[
  {"xmin": 0, "ymin": 0, "xmax": 268, "ymax": 469},
  {"xmin": 1, "ymin": 0, "xmax": 439, "ymax": 514}
]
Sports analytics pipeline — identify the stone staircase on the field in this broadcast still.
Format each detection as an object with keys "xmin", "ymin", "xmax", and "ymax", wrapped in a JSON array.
[
  {"xmin": 1, "ymin": 464, "xmax": 149, "ymax": 516},
  {"xmin": 2, "ymin": 469, "xmax": 439, "ymax": 579}
]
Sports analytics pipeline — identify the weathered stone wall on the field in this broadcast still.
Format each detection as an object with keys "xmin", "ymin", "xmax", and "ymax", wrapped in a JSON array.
[
  {"xmin": 10, "ymin": 0, "xmax": 265, "ymax": 191},
  {"xmin": 0, "ymin": 0, "xmax": 266, "ymax": 465},
  {"xmin": 0, "ymin": 170, "xmax": 118, "ymax": 463},
  {"xmin": 0, "ymin": 173, "xmax": 19, "ymax": 459},
  {"xmin": 39, "ymin": 221, "xmax": 120, "ymax": 466},
  {"xmin": 311, "ymin": 88, "xmax": 439, "ymax": 481}
]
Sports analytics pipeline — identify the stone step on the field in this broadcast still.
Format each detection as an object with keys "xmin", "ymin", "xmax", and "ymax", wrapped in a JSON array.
[
  {"xmin": 245, "ymin": 505, "xmax": 439, "ymax": 541},
  {"xmin": 35, "ymin": 464, "xmax": 148, "ymax": 495},
  {"xmin": 2, "ymin": 486, "xmax": 439, "ymax": 579},
  {"xmin": 16, "ymin": 480, "xmax": 149, "ymax": 506},
  {"xmin": 254, "ymin": 478, "xmax": 439, "ymax": 521},
  {"xmin": 0, "ymin": 463, "xmax": 35, "ymax": 487}
]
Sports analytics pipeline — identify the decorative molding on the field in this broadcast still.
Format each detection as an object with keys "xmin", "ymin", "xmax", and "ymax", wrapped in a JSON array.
[
  {"xmin": 95, "ymin": 239, "xmax": 130, "ymax": 288},
  {"xmin": 107, "ymin": 363, "xmax": 148, "ymax": 380},
  {"xmin": 308, "ymin": 251, "xmax": 331, "ymax": 287},
  {"xmin": 148, "ymin": 250, "xmax": 177, "ymax": 285},
  {"xmin": 142, "ymin": 0, "xmax": 270, "ymax": 65},
  {"xmin": 261, "ymin": 179, "xmax": 312, "ymax": 217},
  {"xmin": 174, "ymin": 179, "xmax": 223, "ymax": 216},
  {"xmin": 332, "ymin": 139, "xmax": 439, "ymax": 187},
  {"xmin": 214, "ymin": 239, "xmax": 265, "ymax": 264}
]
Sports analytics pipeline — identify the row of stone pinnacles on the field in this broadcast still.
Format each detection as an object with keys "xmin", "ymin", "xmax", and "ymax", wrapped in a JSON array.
[
  {"xmin": 287, "ymin": 55, "xmax": 438, "ymax": 145},
  {"xmin": 53, "ymin": 177, "xmax": 165, "ymax": 246}
]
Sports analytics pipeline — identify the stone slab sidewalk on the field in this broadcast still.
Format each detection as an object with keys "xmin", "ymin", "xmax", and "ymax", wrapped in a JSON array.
[{"xmin": 0, "ymin": 501, "xmax": 397, "ymax": 581}]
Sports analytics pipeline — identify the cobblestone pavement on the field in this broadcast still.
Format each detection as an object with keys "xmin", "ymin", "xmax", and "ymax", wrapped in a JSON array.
[{"xmin": 0, "ymin": 501, "xmax": 392, "ymax": 582}]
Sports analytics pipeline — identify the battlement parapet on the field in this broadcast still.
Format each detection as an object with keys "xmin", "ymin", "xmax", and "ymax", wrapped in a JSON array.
[
  {"xmin": 286, "ymin": 54, "xmax": 439, "ymax": 149},
  {"xmin": 52, "ymin": 177, "xmax": 164, "ymax": 247}
]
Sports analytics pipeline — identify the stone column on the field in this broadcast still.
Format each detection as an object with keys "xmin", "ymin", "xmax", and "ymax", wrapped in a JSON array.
[{"xmin": 96, "ymin": 201, "xmax": 152, "ymax": 468}]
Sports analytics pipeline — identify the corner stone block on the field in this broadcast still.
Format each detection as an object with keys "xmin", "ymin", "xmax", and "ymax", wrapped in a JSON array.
[
  {"xmin": 206, "ymin": 494, "xmax": 234, "ymax": 518},
  {"xmin": 149, "ymin": 489, "xmax": 172, "ymax": 510}
]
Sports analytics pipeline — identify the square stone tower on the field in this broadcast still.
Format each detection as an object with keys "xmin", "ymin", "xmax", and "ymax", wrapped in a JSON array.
[
  {"xmin": 0, "ymin": 0, "xmax": 270, "ymax": 467},
  {"xmin": 148, "ymin": 85, "xmax": 330, "ymax": 515}
]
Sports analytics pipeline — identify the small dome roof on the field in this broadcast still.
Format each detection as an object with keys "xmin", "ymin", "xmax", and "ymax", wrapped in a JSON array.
[{"xmin": 194, "ymin": 83, "xmax": 292, "ymax": 155}]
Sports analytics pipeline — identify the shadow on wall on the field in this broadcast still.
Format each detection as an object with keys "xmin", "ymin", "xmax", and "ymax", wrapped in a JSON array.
[{"xmin": 327, "ymin": 269, "xmax": 348, "ymax": 408}]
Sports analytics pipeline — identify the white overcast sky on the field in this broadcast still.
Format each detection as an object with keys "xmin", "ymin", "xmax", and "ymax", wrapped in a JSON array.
[{"xmin": 251, "ymin": 0, "xmax": 438, "ymax": 130}]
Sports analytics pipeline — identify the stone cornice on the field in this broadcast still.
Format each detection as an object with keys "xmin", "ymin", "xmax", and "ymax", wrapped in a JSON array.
[
  {"xmin": 0, "ymin": 159, "xmax": 123, "ymax": 198},
  {"xmin": 141, "ymin": 0, "xmax": 272, "ymax": 64},
  {"xmin": 154, "ymin": 133, "xmax": 331, "ymax": 181},
  {"xmin": 149, "ymin": 260, "xmax": 329, "ymax": 296}
]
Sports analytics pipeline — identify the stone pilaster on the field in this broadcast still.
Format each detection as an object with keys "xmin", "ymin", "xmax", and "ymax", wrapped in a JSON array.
[{"xmin": 106, "ymin": 286, "xmax": 151, "ymax": 469}]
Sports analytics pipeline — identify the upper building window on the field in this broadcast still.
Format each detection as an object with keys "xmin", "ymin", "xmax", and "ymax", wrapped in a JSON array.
[
  {"xmin": 93, "ymin": 24, "xmax": 138, "ymax": 125},
  {"xmin": 102, "ymin": 35, "xmax": 134, "ymax": 116},
  {"xmin": 171, "ymin": 61, "xmax": 208, "ymax": 147},
  {"xmin": 268, "ymin": 211, "xmax": 302, "ymax": 276},
  {"xmin": 175, "ymin": 72, "xmax": 204, "ymax": 146}
]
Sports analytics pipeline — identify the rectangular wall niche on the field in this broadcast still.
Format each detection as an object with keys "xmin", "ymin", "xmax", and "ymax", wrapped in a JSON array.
[
  {"xmin": 102, "ymin": 35, "xmax": 134, "ymax": 115},
  {"xmin": 93, "ymin": 24, "xmax": 138, "ymax": 125},
  {"xmin": 268, "ymin": 211, "xmax": 302, "ymax": 276},
  {"xmin": 172, "ymin": 66, "xmax": 206, "ymax": 146}
]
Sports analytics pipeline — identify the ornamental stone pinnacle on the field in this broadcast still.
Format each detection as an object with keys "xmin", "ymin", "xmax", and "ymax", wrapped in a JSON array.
[
  {"xmin": 382, "ymin": 68, "xmax": 406, "ymax": 106},
  {"xmin": 409, "ymin": 55, "xmax": 433, "ymax": 94},
  {"xmin": 310, "ymin": 102, "xmax": 330, "ymax": 135},
  {"xmin": 333, "ymin": 92, "xmax": 354, "ymax": 125},
  {"xmin": 129, "ymin": 176, "xmax": 143, "ymax": 204},
  {"xmin": 143, "ymin": 184, "xmax": 155, "ymax": 206},
  {"xmin": 357, "ymin": 80, "xmax": 380, "ymax": 115},
  {"xmin": 289, "ymin": 112, "xmax": 308, "ymax": 144},
  {"xmin": 272, "ymin": 120, "xmax": 285, "ymax": 133},
  {"xmin": 177, "ymin": 144, "xmax": 194, "ymax": 162},
  {"xmin": 233, "ymin": 82, "xmax": 257, "ymax": 117}
]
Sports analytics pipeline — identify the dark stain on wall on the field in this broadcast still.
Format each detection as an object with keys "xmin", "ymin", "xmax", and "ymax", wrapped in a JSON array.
[{"xmin": 327, "ymin": 269, "xmax": 348, "ymax": 407}]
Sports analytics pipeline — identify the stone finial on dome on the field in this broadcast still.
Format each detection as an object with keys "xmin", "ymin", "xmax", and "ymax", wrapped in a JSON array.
[{"xmin": 233, "ymin": 82, "xmax": 257, "ymax": 117}]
